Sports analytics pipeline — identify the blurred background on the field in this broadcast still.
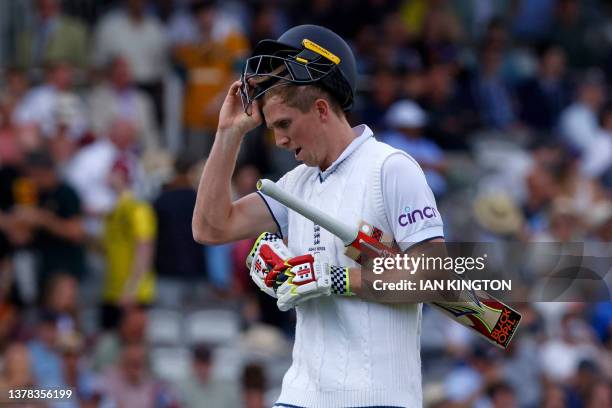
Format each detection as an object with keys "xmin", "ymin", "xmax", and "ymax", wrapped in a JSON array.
[{"xmin": 0, "ymin": 0, "xmax": 610, "ymax": 407}]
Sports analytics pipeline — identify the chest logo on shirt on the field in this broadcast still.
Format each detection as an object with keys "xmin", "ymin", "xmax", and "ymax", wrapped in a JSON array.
[
  {"xmin": 398, "ymin": 206, "xmax": 438, "ymax": 226},
  {"xmin": 308, "ymin": 224, "xmax": 327, "ymax": 253}
]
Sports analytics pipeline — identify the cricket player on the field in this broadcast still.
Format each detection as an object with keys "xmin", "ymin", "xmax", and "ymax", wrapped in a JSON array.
[{"xmin": 193, "ymin": 25, "xmax": 444, "ymax": 408}]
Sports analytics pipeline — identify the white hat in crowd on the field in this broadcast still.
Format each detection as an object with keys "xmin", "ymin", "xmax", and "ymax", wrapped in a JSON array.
[{"xmin": 385, "ymin": 100, "xmax": 427, "ymax": 129}]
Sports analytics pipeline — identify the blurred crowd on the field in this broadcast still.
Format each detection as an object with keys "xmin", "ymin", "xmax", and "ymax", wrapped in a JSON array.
[{"xmin": 0, "ymin": 0, "xmax": 610, "ymax": 407}]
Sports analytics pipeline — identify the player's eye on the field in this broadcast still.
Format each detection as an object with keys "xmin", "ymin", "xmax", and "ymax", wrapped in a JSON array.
[{"xmin": 277, "ymin": 120, "xmax": 291, "ymax": 130}]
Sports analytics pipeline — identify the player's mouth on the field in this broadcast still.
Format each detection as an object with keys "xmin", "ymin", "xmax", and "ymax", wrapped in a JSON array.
[{"xmin": 294, "ymin": 147, "xmax": 302, "ymax": 159}]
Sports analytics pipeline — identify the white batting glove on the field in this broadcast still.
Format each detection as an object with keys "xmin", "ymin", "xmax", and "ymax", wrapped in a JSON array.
[
  {"xmin": 246, "ymin": 232, "xmax": 293, "ymax": 298},
  {"xmin": 276, "ymin": 255, "xmax": 332, "ymax": 312}
]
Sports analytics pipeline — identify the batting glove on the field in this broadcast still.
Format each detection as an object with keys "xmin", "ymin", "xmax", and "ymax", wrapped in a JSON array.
[
  {"xmin": 246, "ymin": 232, "xmax": 293, "ymax": 298},
  {"xmin": 276, "ymin": 255, "xmax": 355, "ymax": 311}
]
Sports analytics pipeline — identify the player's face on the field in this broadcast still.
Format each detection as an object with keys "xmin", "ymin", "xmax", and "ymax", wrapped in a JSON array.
[{"xmin": 263, "ymin": 95, "xmax": 323, "ymax": 167}]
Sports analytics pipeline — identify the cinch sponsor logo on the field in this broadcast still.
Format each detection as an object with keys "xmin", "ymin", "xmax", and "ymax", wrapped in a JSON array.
[{"xmin": 398, "ymin": 206, "xmax": 438, "ymax": 226}]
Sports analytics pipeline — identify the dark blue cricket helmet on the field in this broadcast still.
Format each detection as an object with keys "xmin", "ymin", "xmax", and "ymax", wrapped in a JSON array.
[{"xmin": 240, "ymin": 25, "xmax": 357, "ymax": 113}]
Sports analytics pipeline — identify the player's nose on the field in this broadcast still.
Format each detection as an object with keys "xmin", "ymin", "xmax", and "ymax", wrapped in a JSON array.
[{"xmin": 274, "ymin": 132, "xmax": 290, "ymax": 148}]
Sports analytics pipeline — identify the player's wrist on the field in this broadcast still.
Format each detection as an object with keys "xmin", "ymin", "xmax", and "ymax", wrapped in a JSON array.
[
  {"xmin": 216, "ymin": 128, "xmax": 246, "ymax": 143},
  {"xmin": 330, "ymin": 265, "xmax": 353, "ymax": 296}
]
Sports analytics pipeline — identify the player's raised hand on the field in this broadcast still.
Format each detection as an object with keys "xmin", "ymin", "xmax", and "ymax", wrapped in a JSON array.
[{"xmin": 217, "ymin": 80, "xmax": 262, "ymax": 137}]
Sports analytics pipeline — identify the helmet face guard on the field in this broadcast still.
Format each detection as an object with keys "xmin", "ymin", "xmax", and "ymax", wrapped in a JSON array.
[{"xmin": 239, "ymin": 38, "xmax": 352, "ymax": 115}]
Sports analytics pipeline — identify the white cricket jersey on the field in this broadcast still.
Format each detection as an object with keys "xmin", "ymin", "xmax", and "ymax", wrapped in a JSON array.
[{"xmin": 260, "ymin": 125, "xmax": 444, "ymax": 408}]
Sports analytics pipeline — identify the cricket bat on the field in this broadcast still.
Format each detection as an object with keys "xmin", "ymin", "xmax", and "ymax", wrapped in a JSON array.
[{"xmin": 257, "ymin": 179, "xmax": 521, "ymax": 349}]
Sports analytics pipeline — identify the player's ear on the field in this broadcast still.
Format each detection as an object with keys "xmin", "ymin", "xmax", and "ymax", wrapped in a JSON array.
[{"xmin": 314, "ymin": 98, "xmax": 329, "ymax": 121}]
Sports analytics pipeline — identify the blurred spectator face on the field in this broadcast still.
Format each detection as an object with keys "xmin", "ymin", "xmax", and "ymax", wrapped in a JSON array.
[
  {"xmin": 36, "ymin": 0, "xmax": 59, "ymax": 19},
  {"xmin": 594, "ymin": 217, "xmax": 612, "ymax": 241},
  {"xmin": 371, "ymin": 70, "xmax": 397, "ymax": 107},
  {"xmin": 120, "ymin": 342, "xmax": 148, "ymax": 385},
  {"xmin": 5, "ymin": 68, "xmax": 29, "ymax": 101},
  {"xmin": 383, "ymin": 12, "xmax": 410, "ymax": 46},
  {"xmin": 108, "ymin": 119, "xmax": 137, "ymax": 150},
  {"xmin": 38, "ymin": 318, "xmax": 58, "ymax": 347},
  {"xmin": 27, "ymin": 165, "xmax": 56, "ymax": 192},
  {"xmin": 192, "ymin": 345, "xmax": 213, "ymax": 384},
  {"xmin": 402, "ymin": 71, "xmax": 426, "ymax": 100},
  {"xmin": 126, "ymin": 0, "xmax": 146, "ymax": 18},
  {"xmin": 0, "ymin": 99, "xmax": 12, "ymax": 128},
  {"xmin": 484, "ymin": 20, "xmax": 509, "ymax": 51},
  {"xmin": 557, "ymin": 0, "xmax": 580, "ymax": 23},
  {"xmin": 107, "ymin": 159, "xmax": 132, "ymax": 193},
  {"xmin": 541, "ymin": 46, "xmax": 566, "ymax": 79},
  {"xmin": 526, "ymin": 165, "xmax": 557, "ymax": 208},
  {"xmin": 110, "ymin": 57, "xmax": 133, "ymax": 90},
  {"xmin": 1, "ymin": 343, "xmax": 32, "ymax": 387},
  {"xmin": 194, "ymin": 3, "xmax": 216, "ymax": 33},
  {"xmin": 48, "ymin": 63, "xmax": 73, "ymax": 91},
  {"xmin": 541, "ymin": 384, "xmax": 566, "ymax": 408},
  {"xmin": 58, "ymin": 332, "xmax": 84, "ymax": 374},
  {"xmin": 119, "ymin": 307, "xmax": 147, "ymax": 343},
  {"xmin": 490, "ymin": 385, "xmax": 517, "ymax": 408},
  {"xmin": 427, "ymin": 64, "xmax": 453, "ymax": 101},
  {"xmin": 242, "ymin": 363, "xmax": 266, "ymax": 408},
  {"xmin": 45, "ymin": 274, "xmax": 78, "ymax": 314},
  {"xmin": 233, "ymin": 165, "xmax": 260, "ymax": 198},
  {"xmin": 481, "ymin": 46, "xmax": 503, "ymax": 75},
  {"xmin": 549, "ymin": 199, "xmax": 582, "ymax": 241},
  {"xmin": 578, "ymin": 83, "xmax": 604, "ymax": 109},
  {"xmin": 586, "ymin": 381, "xmax": 611, "ymax": 408}
]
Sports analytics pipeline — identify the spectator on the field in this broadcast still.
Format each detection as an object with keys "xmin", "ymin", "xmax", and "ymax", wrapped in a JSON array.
[
  {"xmin": 153, "ymin": 153, "xmax": 205, "ymax": 305},
  {"xmin": 66, "ymin": 118, "xmax": 141, "ymax": 218},
  {"xmin": 174, "ymin": 343, "xmax": 240, "ymax": 408},
  {"xmin": 173, "ymin": 0, "xmax": 249, "ymax": 156},
  {"xmin": 516, "ymin": 43, "xmax": 572, "ymax": 132},
  {"xmin": 95, "ymin": 341, "xmax": 174, "ymax": 408},
  {"xmin": 100, "ymin": 157, "xmax": 156, "ymax": 330},
  {"xmin": 444, "ymin": 345, "xmax": 503, "ymax": 407},
  {"xmin": 585, "ymin": 380, "xmax": 611, "ymax": 408},
  {"xmin": 522, "ymin": 162, "xmax": 558, "ymax": 234},
  {"xmin": 420, "ymin": 62, "xmax": 477, "ymax": 150},
  {"xmin": 242, "ymin": 362, "xmax": 267, "ymax": 408},
  {"xmin": 539, "ymin": 311, "xmax": 599, "ymax": 383},
  {"xmin": 559, "ymin": 69, "xmax": 606, "ymax": 155},
  {"xmin": 532, "ymin": 197, "xmax": 584, "ymax": 243},
  {"xmin": 92, "ymin": 306, "xmax": 148, "ymax": 372},
  {"xmin": 15, "ymin": 0, "xmax": 89, "ymax": 73},
  {"xmin": 88, "ymin": 55, "xmax": 160, "ymax": 152},
  {"xmin": 354, "ymin": 68, "xmax": 398, "ymax": 132},
  {"xmin": 14, "ymin": 150, "xmax": 86, "ymax": 298},
  {"xmin": 540, "ymin": 383, "xmax": 568, "ymax": 408},
  {"xmin": 27, "ymin": 310, "xmax": 63, "ymax": 388},
  {"xmin": 13, "ymin": 61, "xmax": 88, "ymax": 141},
  {"xmin": 0, "ymin": 342, "xmax": 34, "ymax": 404},
  {"xmin": 55, "ymin": 331, "xmax": 96, "ymax": 408},
  {"xmin": 486, "ymin": 381, "xmax": 517, "ymax": 408},
  {"xmin": 550, "ymin": 0, "xmax": 601, "ymax": 69},
  {"xmin": 1, "ymin": 67, "xmax": 30, "ymax": 107},
  {"xmin": 153, "ymin": 152, "xmax": 202, "ymax": 279},
  {"xmin": 43, "ymin": 273, "xmax": 79, "ymax": 335},
  {"xmin": 567, "ymin": 359, "xmax": 602, "ymax": 408},
  {"xmin": 93, "ymin": 0, "xmax": 168, "ymax": 125},
  {"xmin": 581, "ymin": 102, "xmax": 612, "ymax": 181},
  {"xmin": 471, "ymin": 42, "xmax": 518, "ymax": 131},
  {"xmin": 381, "ymin": 100, "xmax": 447, "ymax": 196}
]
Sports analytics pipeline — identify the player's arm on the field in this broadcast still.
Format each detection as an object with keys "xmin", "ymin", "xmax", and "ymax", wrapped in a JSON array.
[
  {"xmin": 346, "ymin": 237, "xmax": 446, "ymax": 298},
  {"xmin": 192, "ymin": 80, "xmax": 276, "ymax": 244}
]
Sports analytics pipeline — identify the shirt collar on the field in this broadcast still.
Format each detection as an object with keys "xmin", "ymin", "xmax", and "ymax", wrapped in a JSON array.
[{"xmin": 318, "ymin": 124, "xmax": 373, "ymax": 182}]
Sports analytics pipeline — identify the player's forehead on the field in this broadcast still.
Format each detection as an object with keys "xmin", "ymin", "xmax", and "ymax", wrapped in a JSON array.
[{"xmin": 262, "ymin": 94, "xmax": 303, "ymax": 124}]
